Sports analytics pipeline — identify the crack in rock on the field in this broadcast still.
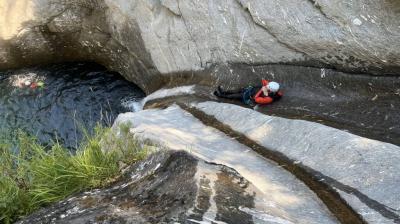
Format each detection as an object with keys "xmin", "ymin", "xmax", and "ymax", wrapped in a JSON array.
[
  {"xmin": 233, "ymin": 0, "xmax": 307, "ymax": 58},
  {"xmin": 176, "ymin": 0, "xmax": 204, "ymax": 68}
]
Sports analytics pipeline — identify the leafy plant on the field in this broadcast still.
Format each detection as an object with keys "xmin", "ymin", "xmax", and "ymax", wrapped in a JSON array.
[{"xmin": 0, "ymin": 124, "xmax": 151, "ymax": 224}]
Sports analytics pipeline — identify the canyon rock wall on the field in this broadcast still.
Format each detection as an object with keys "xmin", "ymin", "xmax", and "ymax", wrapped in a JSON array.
[{"xmin": 1, "ymin": 0, "xmax": 400, "ymax": 92}]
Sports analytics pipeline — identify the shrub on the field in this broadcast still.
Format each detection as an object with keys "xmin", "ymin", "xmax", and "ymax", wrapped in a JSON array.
[{"xmin": 0, "ymin": 124, "xmax": 150, "ymax": 224}]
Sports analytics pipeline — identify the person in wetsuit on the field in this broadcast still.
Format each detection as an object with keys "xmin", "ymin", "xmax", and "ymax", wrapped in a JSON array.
[{"xmin": 214, "ymin": 79, "xmax": 283, "ymax": 105}]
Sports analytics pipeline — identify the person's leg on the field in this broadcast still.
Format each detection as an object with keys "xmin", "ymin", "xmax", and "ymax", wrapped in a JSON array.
[
  {"xmin": 220, "ymin": 88, "xmax": 242, "ymax": 95},
  {"xmin": 218, "ymin": 92, "xmax": 243, "ymax": 100},
  {"xmin": 215, "ymin": 87, "xmax": 243, "ymax": 100}
]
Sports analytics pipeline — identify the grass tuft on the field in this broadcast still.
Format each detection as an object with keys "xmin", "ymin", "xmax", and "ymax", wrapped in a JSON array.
[{"xmin": 0, "ymin": 124, "xmax": 150, "ymax": 224}]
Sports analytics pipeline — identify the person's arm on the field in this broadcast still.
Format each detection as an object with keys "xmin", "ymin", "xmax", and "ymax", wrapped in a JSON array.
[
  {"xmin": 254, "ymin": 88, "xmax": 273, "ymax": 104},
  {"xmin": 262, "ymin": 79, "xmax": 269, "ymax": 86},
  {"xmin": 253, "ymin": 79, "xmax": 268, "ymax": 89},
  {"xmin": 254, "ymin": 88, "xmax": 263, "ymax": 98}
]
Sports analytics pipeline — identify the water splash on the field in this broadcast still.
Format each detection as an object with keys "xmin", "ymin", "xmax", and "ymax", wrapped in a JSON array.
[{"xmin": 121, "ymin": 85, "xmax": 196, "ymax": 112}]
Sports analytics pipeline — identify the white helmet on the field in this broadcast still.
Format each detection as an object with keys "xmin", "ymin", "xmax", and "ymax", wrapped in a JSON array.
[{"xmin": 267, "ymin": 82, "xmax": 280, "ymax": 93}]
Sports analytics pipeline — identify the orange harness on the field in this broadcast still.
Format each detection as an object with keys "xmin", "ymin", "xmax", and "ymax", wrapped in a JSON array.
[{"xmin": 253, "ymin": 79, "xmax": 283, "ymax": 105}]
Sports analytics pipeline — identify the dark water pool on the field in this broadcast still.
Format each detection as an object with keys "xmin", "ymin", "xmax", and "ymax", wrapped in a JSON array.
[{"xmin": 0, "ymin": 62, "xmax": 144, "ymax": 149}]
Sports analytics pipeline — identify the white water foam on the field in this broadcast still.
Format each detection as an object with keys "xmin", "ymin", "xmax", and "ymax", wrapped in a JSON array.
[
  {"xmin": 121, "ymin": 97, "xmax": 143, "ymax": 112},
  {"xmin": 121, "ymin": 85, "xmax": 196, "ymax": 112},
  {"xmin": 9, "ymin": 72, "xmax": 44, "ymax": 87}
]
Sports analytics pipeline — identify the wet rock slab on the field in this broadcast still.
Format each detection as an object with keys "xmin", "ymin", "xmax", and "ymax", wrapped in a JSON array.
[
  {"xmin": 113, "ymin": 105, "xmax": 338, "ymax": 223},
  {"xmin": 18, "ymin": 151, "xmax": 285, "ymax": 224},
  {"xmin": 211, "ymin": 64, "xmax": 400, "ymax": 146},
  {"xmin": 193, "ymin": 101, "xmax": 400, "ymax": 223}
]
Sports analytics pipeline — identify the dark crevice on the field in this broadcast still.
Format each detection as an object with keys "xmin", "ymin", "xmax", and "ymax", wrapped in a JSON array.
[{"xmin": 242, "ymin": 61, "xmax": 400, "ymax": 78}]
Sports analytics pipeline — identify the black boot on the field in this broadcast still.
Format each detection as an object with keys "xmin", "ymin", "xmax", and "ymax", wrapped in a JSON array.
[
  {"xmin": 214, "ymin": 86, "xmax": 223, "ymax": 97},
  {"xmin": 218, "ymin": 86, "xmax": 223, "ymax": 93}
]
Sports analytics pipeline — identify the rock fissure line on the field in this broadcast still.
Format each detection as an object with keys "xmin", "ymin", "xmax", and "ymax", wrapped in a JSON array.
[
  {"xmin": 159, "ymin": 1, "xmax": 182, "ymax": 17},
  {"xmin": 305, "ymin": 0, "xmax": 344, "ymax": 27},
  {"xmin": 176, "ymin": 0, "xmax": 204, "ymax": 68},
  {"xmin": 44, "ymin": 6, "xmax": 72, "ymax": 27},
  {"xmin": 233, "ymin": 0, "xmax": 307, "ymax": 59},
  {"xmin": 178, "ymin": 102, "xmax": 387, "ymax": 224}
]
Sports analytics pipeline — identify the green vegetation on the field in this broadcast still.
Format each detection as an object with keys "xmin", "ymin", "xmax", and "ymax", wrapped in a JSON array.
[{"xmin": 0, "ymin": 124, "xmax": 150, "ymax": 224}]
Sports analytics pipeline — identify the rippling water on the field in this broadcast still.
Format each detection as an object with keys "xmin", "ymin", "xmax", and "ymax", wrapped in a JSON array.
[{"xmin": 0, "ymin": 62, "xmax": 144, "ymax": 149}]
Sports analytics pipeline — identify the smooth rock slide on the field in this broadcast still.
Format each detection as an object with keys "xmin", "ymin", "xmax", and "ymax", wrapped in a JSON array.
[
  {"xmin": 113, "ymin": 104, "xmax": 339, "ymax": 224},
  {"xmin": 192, "ymin": 101, "xmax": 400, "ymax": 224}
]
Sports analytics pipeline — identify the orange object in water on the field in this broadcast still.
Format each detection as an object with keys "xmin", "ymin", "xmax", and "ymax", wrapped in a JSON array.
[{"xmin": 30, "ymin": 82, "xmax": 38, "ymax": 89}]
